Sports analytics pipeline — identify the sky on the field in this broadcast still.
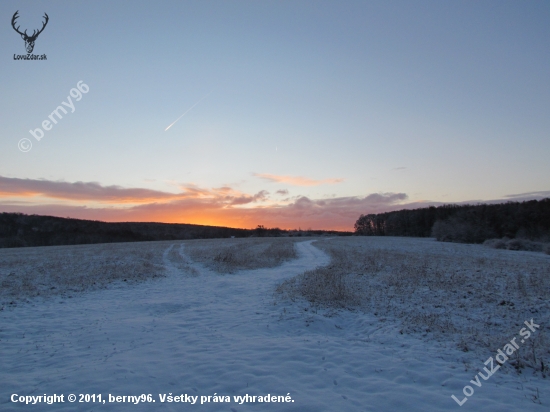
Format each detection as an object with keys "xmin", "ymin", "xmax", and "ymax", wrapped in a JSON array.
[{"xmin": 1, "ymin": 0, "xmax": 549, "ymax": 230}]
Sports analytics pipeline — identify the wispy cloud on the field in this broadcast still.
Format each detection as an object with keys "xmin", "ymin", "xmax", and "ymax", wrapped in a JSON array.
[
  {"xmin": 253, "ymin": 173, "xmax": 344, "ymax": 186},
  {"xmin": 503, "ymin": 190, "xmax": 550, "ymax": 200},
  {"xmin": 0, "ymin": 176, "xmax": 176, "ymax": 203},
  {"xmin": 0, "ymin": 176, "xmax": 268, "ymax": 206}
]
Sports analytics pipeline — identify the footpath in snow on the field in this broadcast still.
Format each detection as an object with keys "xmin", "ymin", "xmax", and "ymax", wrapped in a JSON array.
[{"xmin": 1, "ymin": 240, "xmax": 548, "ymax": 411}]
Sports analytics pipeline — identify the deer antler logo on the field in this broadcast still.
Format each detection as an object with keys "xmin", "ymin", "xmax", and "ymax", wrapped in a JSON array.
[{"xmin": 11, "ymin": 11, "xmax": 49, "ymax": 54}]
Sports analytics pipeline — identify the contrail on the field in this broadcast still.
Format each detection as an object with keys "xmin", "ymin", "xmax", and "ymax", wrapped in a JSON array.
[{"xmin": 164, "ymin": 90, "xmax": 213, "ymax": 131}]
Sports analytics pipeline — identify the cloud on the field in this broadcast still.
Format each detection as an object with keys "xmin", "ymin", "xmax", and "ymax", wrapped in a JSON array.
[
  {"xmin": 0, "ymin": 176, "xmax": 178, "ymax": 203},
  {"xmin": 0, "ymin": 176, "xmax": 270, "ymax": 207},
  {"xmin": 503, "ymin": 190, "xmax": 550, "ymax": 201},
  {"xmin": 444, "ymin": 191, "xmax": 550, "ymax": 206},
  {"xmin": 276, "ymin": 189, "xmax": 289, "ymax": 196},
  {"xmin": 253, "ymin": 173, "xmax": 344, "ymax": 186},
  {"xmin": 0, "ymin": 175, "xmax": 410, "ymax": 230},
  {"xmin": 228, "ymin": 190, "xmax": 269, "ymax": 205},
  {"xmin": 2, "ymin": 175, "xmax": 547, "ymax": 231},
  {"xmin": 362, "ymin": 192, "xmax": 408, "ymax": 205},
  {"xmin": 392, "ymin": 167, "xmax": 407, "ymax": 171}
]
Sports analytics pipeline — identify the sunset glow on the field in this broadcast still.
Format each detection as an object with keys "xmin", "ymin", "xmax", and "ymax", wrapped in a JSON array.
[{"xmin": 1, "ymin": 1, "xmax": 549, "ymax": 230}]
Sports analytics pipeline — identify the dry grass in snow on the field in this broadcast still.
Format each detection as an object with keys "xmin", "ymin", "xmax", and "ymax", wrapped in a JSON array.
[
  {"xmin": 0, "ymin": 237, "xmax": 299, "ymax": 305},
  {"xmin": 184, "ymin": 237, "xmax": 298, "ymax": 274},
  {"xmin": 277, "ymin": 236, "xmax": 550, "ymax": 375},
  {"xmin": 0, "ymin": 241, "xmax": 168, "ymax": 304}
]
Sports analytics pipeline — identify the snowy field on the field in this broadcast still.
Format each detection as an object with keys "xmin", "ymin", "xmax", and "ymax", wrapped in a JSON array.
[{"xmin": 1, "ymin": 237, "xmax": 549, "ymax": 411}]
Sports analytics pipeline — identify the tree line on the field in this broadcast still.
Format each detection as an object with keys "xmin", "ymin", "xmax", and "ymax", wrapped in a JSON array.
[
  {"xmin": 0, "ymin": 213, "xmax": 351, "ymax": 248},
  {"xmin": 354, "ymin": 198, "xmax": 550, "ymax": 243},
  {"xmin": 0, "ymin": 213, "xmax": 252, "ymax": 248}
]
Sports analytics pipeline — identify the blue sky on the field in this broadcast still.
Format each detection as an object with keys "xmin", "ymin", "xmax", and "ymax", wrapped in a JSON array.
[{"xmin": 1, "ymin": 1, "xmax": 549, "ymax": 229}]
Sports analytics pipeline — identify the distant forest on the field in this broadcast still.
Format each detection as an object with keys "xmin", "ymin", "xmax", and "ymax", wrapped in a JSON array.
[
  {"xmin": 0, "ymin": 213, "xmax": 249, "ymax": 248},
  {"xmin": 354, "ymin": 198, "xmax": 550, "ymax": 243},
  {"xmin": 0, "ymin": 213, "xmax": 349, "ymax": 248}
]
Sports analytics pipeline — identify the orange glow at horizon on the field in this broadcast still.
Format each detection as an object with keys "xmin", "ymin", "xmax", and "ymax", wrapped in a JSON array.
[{"xmin": 70, "ymin": 210, "xmax": 353, "ymax": 232}]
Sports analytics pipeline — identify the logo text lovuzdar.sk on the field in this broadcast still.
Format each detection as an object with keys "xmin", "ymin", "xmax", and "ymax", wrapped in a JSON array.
[{"xmin": 11, "ymin": 10, "xmax": 48, "ymax": 60}]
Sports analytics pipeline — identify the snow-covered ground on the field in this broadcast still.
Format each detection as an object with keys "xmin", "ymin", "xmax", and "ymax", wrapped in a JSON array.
[{"xmin": 1, "ymin": 240, "xmax": 548, "ymax": 411}]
